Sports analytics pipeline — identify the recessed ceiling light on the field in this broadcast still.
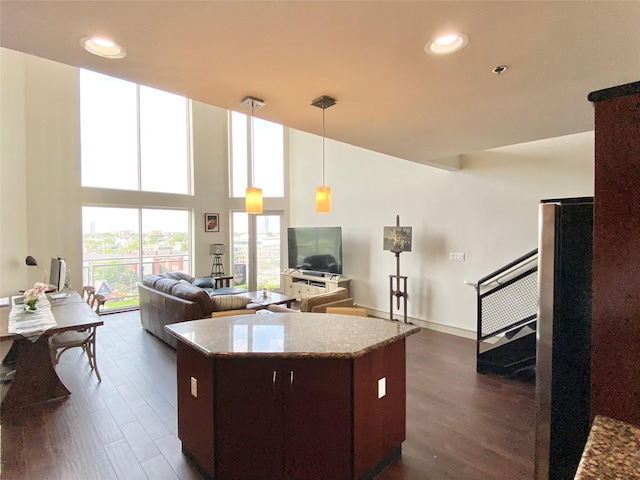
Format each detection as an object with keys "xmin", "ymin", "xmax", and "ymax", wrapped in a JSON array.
[
  {"xmin": 425, "ymin": 33, "xmax": 469, "ymax": 56},
  {"xmin": 80, "ymin": 36, "xmax": 126, "ymax": 59}
]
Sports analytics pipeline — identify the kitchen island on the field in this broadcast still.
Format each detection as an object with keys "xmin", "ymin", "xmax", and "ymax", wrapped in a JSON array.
[
  {"xmin": 165, "ymin": 312, "xmax": 420, "ymax": 480},
  {"xmin": 574, "ymin": 415, "xmax": 640, "ymax": 479}
]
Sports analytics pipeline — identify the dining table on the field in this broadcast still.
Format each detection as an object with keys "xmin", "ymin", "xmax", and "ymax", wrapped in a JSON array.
[{"xmin": 0, "ymin": 289, "xmax": 103, "ymax": 415}]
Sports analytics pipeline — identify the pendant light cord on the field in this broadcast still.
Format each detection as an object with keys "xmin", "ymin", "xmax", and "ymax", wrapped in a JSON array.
[
  {"xmin": 250, "ymin": 101, "xmax": 255, "ymax": 188},
  {"xmin": 322, "ymin": 107, "xmax": 326, "ymax": 187}
]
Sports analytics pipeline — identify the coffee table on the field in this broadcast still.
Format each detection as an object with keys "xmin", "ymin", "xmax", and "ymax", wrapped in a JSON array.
[{"xmin": 245, "ymin": 291, "xmax": 296, "ymax": 310}]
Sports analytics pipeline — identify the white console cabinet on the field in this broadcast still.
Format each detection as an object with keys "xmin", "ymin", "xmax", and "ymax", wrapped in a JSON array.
[{"xmin": 281, "ymin": 271, "xmax": 350, "ymax": 300}]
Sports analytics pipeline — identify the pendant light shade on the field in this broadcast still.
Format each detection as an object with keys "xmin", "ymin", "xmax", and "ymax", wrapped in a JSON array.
[
  {"xmin": 311, "ymin": 95, "xmax": 336, "ymax": 213},
  {"xmin": 241, "ymin": 95, "xmax": 265, "ymax": 214},
  {"xmin": 246, "ymin": 187, "xmax": 263, "ymax": 214},
  {"xmin": 315, "ymin": 186, "xmax": 332, "ymax": 213}
]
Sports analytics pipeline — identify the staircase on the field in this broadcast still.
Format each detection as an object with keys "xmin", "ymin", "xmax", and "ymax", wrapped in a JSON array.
[{"xmin": 476, "ymin": 249, "xmax": 538, "ymax": 380}]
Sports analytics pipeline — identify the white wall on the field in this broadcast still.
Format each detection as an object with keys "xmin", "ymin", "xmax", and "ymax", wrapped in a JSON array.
[
  {"xmin": 1, "ymin": 48, "xmax": 594, "ymax": 336},
  {"xmin": 1, "ymin": 49, "xmax": 81, "ymax": 293},
  {"xmin": 0, "ymin": 49, "xmax": 29, "ymax": 294},
  {"xmin": 289, "ymin": 129, "xmax": 594, "ymax": 335}
]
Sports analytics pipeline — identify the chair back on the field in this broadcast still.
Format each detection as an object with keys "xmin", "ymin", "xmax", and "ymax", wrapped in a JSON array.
[
  {"xmin": 91, "ymin": 294, "xmax": 107, "ymax": 314},
  {"xmin": 82, "ymin": 285, "xmax": 96, "ymax": 304}
]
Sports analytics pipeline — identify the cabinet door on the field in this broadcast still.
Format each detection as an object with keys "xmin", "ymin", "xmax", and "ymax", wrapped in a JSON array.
[
  {"xmin": 176, "ymin": 342, "xmax": 215, "ymax": 477},
  {"xmin": 216, "ymin": 358, "xmax": 284, "ymax": 480},
  {"xmin": 284, "ymin": 358, "xmax": 353, "ymax": 480}
]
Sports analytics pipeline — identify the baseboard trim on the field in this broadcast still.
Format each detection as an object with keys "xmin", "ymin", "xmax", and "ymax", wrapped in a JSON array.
[{"xmin": 367, "ymin": 308, "xmax": 476, "ymax": 340}]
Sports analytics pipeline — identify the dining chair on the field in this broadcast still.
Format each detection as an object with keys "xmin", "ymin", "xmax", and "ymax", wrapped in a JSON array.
[
  {"xmin": 90, "ymin": 293, "xmax": 107, "ymax": 314},
  {"xmin": 81, "ymin": 285, "xmax": 95, "ymax": 302},
  {"xmin": 49, "ymin": 292, "xmax": 105, "ymax": 382},
  {"xmin": 325, "ymin": 306, "xmax": 368, "ymax": 317},
  {"xmin": 212, "ymin": 309, "xmax": 256, "ymax": 318}
]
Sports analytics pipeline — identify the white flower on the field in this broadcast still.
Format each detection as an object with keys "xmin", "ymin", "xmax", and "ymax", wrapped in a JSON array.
[{"xmin": 23, "ymin": 282, "xmax": 47, "ymax": 309}]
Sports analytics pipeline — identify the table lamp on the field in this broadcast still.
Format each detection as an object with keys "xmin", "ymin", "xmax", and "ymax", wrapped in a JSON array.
[
  {"xmin": 210, "ymin": 244, "xmax": 225, "ymax": 276},
  {"xmin": 25, "ymin": 255, "xmax": 48, "ymax": 284}
]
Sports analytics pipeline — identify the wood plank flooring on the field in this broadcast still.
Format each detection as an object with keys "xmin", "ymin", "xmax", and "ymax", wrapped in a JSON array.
[{"xmin": 0, "ymin": 312, "xmax": 535, "ymax": 479}]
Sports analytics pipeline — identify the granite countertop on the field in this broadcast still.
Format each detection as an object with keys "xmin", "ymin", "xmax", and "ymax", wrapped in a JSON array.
[
  {"xmin": 164, "ymin": 312, "xmax": 420, "ymax": 358},
  {"xmin": 574, "ymin": 415, "xmax": 640, "ymax": 479}
]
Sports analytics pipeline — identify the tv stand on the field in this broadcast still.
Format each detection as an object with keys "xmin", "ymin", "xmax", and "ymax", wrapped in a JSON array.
[{"xmin": 281, "ymin": 271, "xmax": 350, "ymax": 300}]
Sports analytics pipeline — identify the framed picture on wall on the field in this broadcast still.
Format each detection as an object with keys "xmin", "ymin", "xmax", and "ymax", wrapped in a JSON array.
[{"xmin": 205, "ymin": 213, "xmax": 219, "ymax": 232}]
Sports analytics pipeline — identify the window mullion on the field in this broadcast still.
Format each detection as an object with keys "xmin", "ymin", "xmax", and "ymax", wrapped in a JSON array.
[
  {"xmin": 136, "ymin": 84, "xmax": 142, "ymax": 191},
  {"xmin": 138, "ymin": 208, "xmax": 143, "ymax": 281}
]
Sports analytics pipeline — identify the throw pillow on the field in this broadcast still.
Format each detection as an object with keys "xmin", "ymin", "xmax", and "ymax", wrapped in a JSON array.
[
  {"xmin": 164, "ymin": 271, "xmax": 195, "ymax": 283},
  {"xmin": 193, "ymin": 277, "xmax": 214, "ymax": 288},
  {"xmin": 212, "ymin": 295, "xmax": 251, "ymax": 311},
  {"xmin": 179, "ymin": 279, "xmax": 191, "ymax": 285}
]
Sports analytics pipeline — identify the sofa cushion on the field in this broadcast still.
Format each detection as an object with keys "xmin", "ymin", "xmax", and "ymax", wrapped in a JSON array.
[
  {"xmin": 156, "ymin": 278, "xmax": 180, "ymax": 294},
  {"xmin": 212, "ymin": 295, "xmax": 252, "ymax": 311},
  {"xmin": 142, "ymin": 274, "xmax": 164, "ymax": 288},
  {"xmin": 171, "ymin": 282, "xmax": 215, "ymax": 316},
  {"xmin": 193, "ymin": 277, "xmax": 215, "ymax": 288},
  {"xmin": 164, "ymin": 271, "xmax": 195, "ymax": 283},
  {"xmin": 300, "ymin": 287, "xmax": 348, "ymax": 313}
]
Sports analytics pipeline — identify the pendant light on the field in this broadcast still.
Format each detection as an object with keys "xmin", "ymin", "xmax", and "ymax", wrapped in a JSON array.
[
  {"xmin": 242, "ymin": 96, "xmax": 265, "ymax": 214},
  {"xmin": 311, "ymin": 95, "xmax": 336, "ymax": 213}
]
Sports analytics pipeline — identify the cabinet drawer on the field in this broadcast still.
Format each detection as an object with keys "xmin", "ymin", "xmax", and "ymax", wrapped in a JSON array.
[
  {"xmin": 300, "ymin": 284, "xmax": 325, "ymax": 296},
  {"xmin": 284, "ymin": 283, "xmax": 298, "ymax": 296}
]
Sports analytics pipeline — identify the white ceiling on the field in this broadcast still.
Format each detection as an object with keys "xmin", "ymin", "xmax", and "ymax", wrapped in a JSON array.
[{"xmin": 2, "ymin": 1, "xmax": 639, "ymax": 168}]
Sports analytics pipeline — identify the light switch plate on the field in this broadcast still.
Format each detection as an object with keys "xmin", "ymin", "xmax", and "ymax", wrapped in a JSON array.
[
  {"xmin": 190, "ymin": 376, "xmax": 198, "ymax": 398},
  {"xmin": 378, "ymin": 377, "xmax": 386, "ymax": 398},
  {"xmin": 449, "ymin": 252, "xmax": 466, "ymax": 262}
]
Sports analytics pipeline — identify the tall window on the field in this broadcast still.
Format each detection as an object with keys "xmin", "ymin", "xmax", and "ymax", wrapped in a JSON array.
[
  {"xmin": 80, "ymin": 70, "xmax": 193, "ymax": 311},
  {"xmin": 82, "ymin": 207, "xmax": 190, "ymax": 311},
  {"xmin": 80, "ymin": 69, "xmax": 190, "ymax": 194},
  {"xmin": 230, "ymin": 111, "xmax": 284, "ymax": 198},
  {"xmin": 230, "ymin": 112, "xmax": 285, "ymax": 291},
  {"xmin": 231, "ymin": 211, "xmax": 283, "ymax": 292}
]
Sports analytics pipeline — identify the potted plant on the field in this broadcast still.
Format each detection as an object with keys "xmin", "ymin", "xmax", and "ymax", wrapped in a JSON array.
[{"xmin": 23, "ymin": 282, "xmax": 48, "ymax": 312}]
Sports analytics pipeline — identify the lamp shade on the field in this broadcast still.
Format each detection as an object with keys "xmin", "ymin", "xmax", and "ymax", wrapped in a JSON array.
[
  {"xmin": 245, "ymin": 187, "xmax": 263, "ymax": 214},
  {"xmin": 210, "ymin": 244, "xmax": 226, "ymax": 256},
  {"xmin": 25, "ymin": 255, "xmax": 38, "ymax": 266},
  {"xmin": 315, "ymin": 186, "xmax": 332, "ymax": 213}
]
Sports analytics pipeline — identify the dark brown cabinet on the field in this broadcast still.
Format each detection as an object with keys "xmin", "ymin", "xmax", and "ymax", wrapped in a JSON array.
[
  {"xmin": 216, "ymin": 357, "xmax": 352, "ymax": 480},
  {"xmin": 175, "ymin": 338, "xmax": 408, "ymax": 480},
  {"xmin": 589, "ymin": 80, "xmax": 640, "ymax": 427}
]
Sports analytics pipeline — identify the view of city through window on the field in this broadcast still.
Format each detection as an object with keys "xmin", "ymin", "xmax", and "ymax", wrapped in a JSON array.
[{"xmin": 82, "ymin": 207, "xmax": 189, "ymax": 310}]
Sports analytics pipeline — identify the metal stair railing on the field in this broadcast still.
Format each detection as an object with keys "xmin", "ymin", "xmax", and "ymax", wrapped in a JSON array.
[{"xmin": 476, "ymin": 249, "xmax": 538, "ymax": 371}]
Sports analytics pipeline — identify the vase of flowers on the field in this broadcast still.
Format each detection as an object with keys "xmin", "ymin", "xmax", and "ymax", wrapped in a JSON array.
[{"xmin": 23, "ymin": 282, "xmax": 48, "ymax": 311}]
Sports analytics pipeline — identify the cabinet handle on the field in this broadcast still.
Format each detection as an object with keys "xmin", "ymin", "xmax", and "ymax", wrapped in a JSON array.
[
  {"xmin": 289, "ymin": 370, "xmax": 294, "ymax": 392},
  {"xmin": 272, "ymin": 370, "xmax": 277, "ymax": 395}
]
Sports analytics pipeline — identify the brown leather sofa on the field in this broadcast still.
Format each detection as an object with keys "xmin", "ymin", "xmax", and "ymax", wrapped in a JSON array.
[{"xmin": 138, "ymin": 272, "xmax": 257, "ymax": 347}]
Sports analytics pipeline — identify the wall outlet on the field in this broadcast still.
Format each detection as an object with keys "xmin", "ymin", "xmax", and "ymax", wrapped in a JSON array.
[
  {"xmin": 449, "ymin": 252, "xmax": 465, "ymax": 262},
  {"xmin": 378, "ymin": 377, "xmax": 386, "ymax": 398},
  {"xmin": 190, "ymin": 376, "xmax": 198, "ymax": 398}
]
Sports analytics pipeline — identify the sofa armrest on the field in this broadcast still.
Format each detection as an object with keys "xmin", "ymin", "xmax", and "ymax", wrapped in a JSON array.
[{"xmin": 310, "ymin": 297, "xmax": 354, "ymax": 313}]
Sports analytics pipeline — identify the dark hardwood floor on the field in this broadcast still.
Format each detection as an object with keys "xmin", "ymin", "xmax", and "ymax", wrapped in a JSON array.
[{"xmin": 0, "ymin": 312, "xmax": 535, "ymax": 479}]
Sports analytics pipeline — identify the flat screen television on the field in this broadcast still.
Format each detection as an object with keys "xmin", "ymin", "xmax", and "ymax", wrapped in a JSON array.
[{"xmin": 287, "ymin": 226, "xmax": 343, "ymax": 275}]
